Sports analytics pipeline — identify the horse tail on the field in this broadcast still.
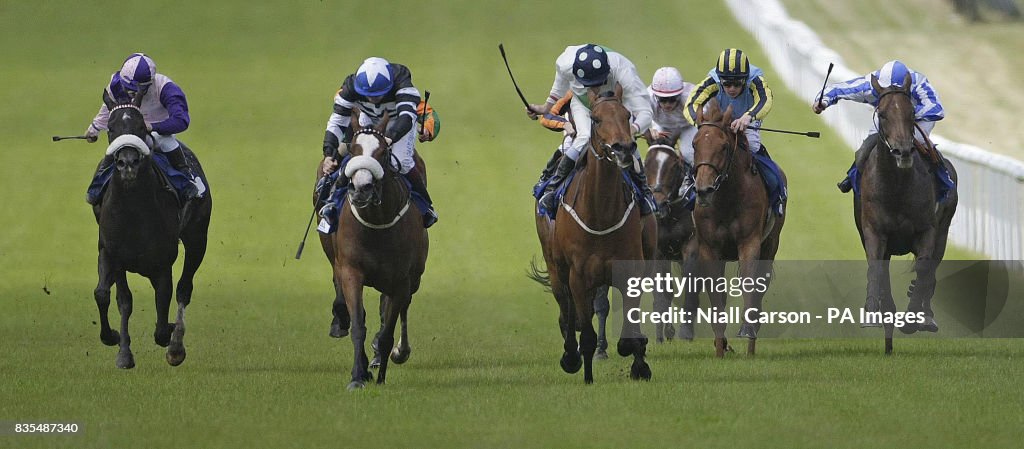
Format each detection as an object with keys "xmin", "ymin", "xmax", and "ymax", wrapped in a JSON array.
[{"xmin": 526, "ymin": 256, "xmax": 552, "ymax": 292}]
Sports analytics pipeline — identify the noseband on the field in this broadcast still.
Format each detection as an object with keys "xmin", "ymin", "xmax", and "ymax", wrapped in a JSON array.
[
  {"xmin": 588, "ymin": 95, "xmax": 631, "ymax": 163},
  {"xmin": 694, "ymin": 122, "xmax": 739, "ymax": 193}
]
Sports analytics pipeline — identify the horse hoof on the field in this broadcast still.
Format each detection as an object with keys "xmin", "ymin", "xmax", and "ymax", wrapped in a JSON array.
[
  {"xmin": 630, "ymin": 361, "xmax": 652, "ymax": 381},
  {"xmin": 154, "ymin": 323, "xmax": 174, "ymax": 347},
  {"xmin": 116, "ymin": 351, "xmax": 135, "ymax": 369},
  {"xmin": 100, "ymin": 329, "xmax": 120, "ymax": 346},
  {"xmin": 737, "ymin": 324, "xmax": 757, "ymax": 339},
  {"xmin": 616, "ymin": 339, "xmax": 633, "ymax": 357},
  {"xmin": 347, "ymin": 381, "xmax": 365, "ymax": 391},
  {"xmin": 390, "ymin": 345, "xmax": 411, "ymax": 364},
  {"xmin": 898, "ymin": 322, "xmax": 920, "ymax": 334},
  {"xmin": 328, "ymin": 322, "xmax": 348, "ymax": 339},
  {"xmin": 166, "ymin": 346, "xmax": 186, "ymax": 366},
  {"xmin": 677, "ymin": 323, "xmax": 695, "ymax": 341},
  {"xmin": 920, "ymin": 316, "xmax": 939, "ymax": 333},
  {"xmin": 594, "ymin": 349, "xmax": 608, "ymax": 360},
  {"xmin": 560, "ymin": 351, "xmax": 582, "ymax": 374},
  {"xmin": 369, "ymin": 355, "xmax": 381, "ymax": 369}
]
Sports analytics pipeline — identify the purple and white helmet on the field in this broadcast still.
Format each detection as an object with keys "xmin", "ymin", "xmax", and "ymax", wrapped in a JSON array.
[
  {"xmin": 354, "ymin": 57, "xmax": 394, "ymax": 97},
  {"xmin": 119, "ymin": 53, "xmax": 156, "ymax": 92}
]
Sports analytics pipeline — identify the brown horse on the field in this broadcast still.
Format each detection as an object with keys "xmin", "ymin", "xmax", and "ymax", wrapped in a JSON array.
[
  {"xmin": 92, "ymin": 91, "xmax": 211, "ymax": 369},
  {"xmin": 644, "ymin": 144, "xmax": 698, "ymax": 341},
  {"xmin": 689, "ymin": 101, "xmax": 786, "ymax": 357},
  {"xmin": 331, "ymin": 109, "xmax": 429, "ymax": 389},
  {"xmin": 854, "ymin": 73, "xmax": 958, "ymax": 354},
  {"xmin": 534, "ymin": 85, "xmax": 657, "ymax": 383}
]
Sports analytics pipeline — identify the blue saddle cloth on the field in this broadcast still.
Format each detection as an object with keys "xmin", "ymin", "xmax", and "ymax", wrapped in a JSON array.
[
  {"xmin": 87, "ymin": 152, "xmax": 209, "ymax": 205},
  {"xmin": 848, "ymin": 154, "xmax": 955, "ymax": 203},
  {"xmin": 534, "ymin": 168, "xmax": 646, "ymax": 219},
  {"xmin": 682, "ymin": 147, "xmax": 787, "ymax": 216},
  {"xmin": 318, "ymin": 166, "xmax": 434, "ymax": 233}
]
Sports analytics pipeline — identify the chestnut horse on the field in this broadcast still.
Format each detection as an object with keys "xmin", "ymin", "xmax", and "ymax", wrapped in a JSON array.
[
  {"xmin": 644, "ymin": 144, "xmax": 697, "ymax": 341},
  {"xmin": 854, "ymin": 73, "xmax": 958, "ymax": 354},
  {"xmin": 534, "ymin": 85, "xmax": 657, "ymax": 383},
  {"xmin": 331, "ymin": 109, "xmax": 428, "ymax": 389},
  {"xmin": 92, "ymin": 91, "xmax": 211, "ymax": 368},
  {"xmin": 689, "ymin": 101, "xmax": 786, "ymax": 357}
]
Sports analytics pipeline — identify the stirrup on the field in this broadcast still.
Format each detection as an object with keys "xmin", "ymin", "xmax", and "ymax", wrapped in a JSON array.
[{"xmin": 837, "ymin": 177, "xmax": 853, "ymax": 193}]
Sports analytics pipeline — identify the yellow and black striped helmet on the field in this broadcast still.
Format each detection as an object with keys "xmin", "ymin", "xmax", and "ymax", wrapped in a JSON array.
[{"xmin": 715, "ymin": 48, "xmax": 749, "ymax": 81}]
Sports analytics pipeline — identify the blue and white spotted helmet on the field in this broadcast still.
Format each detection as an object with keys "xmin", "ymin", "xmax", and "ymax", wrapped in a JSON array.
[
  {"xmin": 354, "ymin": 57, "xmax": 394, "ymax": 97},
  {"xmin": 573, "ymin": 44, "xmax": 610, "ymax": 87},
  {"xmin": 876, "ymin": 60, "xmax": 911, "ymax": 89},
  {"xmin": 118, "ymin": 53, "xmax": 156, "ymax": 92}
]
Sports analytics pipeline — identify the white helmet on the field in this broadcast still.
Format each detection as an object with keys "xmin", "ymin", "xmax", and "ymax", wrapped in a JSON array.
[{"xmin": 650, "ymin": 67, "xmax": 685, "ymax": 97}]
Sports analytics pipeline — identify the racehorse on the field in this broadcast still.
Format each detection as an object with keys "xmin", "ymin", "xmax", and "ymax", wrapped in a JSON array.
[
  {"xmin": 92, "ymin": 90, "xmax": 212, "ymax": 368},
  {"xmin": 331, "ymin": 108, "xmax": 429, "ymax": 389},
  {"xmin": 534, "ymin": 85, "xmax": 657, "ymax": 383},
  {"xmin": 689, "ymin": 101, "xmax": 786, "ymax": 357},
  {"xmin": 854, "ymin": 72, "xmax": 958, "ymax": 354},
  {"xmin": 644, "ymin": 144, "xmax": 698, "ymax": 341}
]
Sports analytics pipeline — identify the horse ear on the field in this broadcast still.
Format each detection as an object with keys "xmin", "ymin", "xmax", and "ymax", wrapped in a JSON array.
[
  {"xmin": 102, "ymin": 90, "xmax": 116, "ymax": 109},
  {"xmin": 722, "ymin": 104, "xmax": 734, "ymax": 124},
  {"xmin": 587, "ymin": 87, "xmax": 599, "ymax": 106},
  {"xmin": 870, "ymin": 73, "xmax": 883, "ymax": 94},
  {"xmin": 901, "ymin": 72, "xmax": 912, "ymax": 94},
  {"xmin": 706, "ymin": 100, "xmax": 720, "ymax": 121},
  {"xmin": 695, "ymin": 102, "xmax": 704, "ymax": 124},
  {"xmin": 376, "ymin": 111, "xmax": 390, "ymax": 134},
  {"xmin": 614, "ymin": 82, "xmax": 623, "ymax": 101},
  {"xmin": 351, "ymin": 108, "xmax": 363, "ymax": 133}
]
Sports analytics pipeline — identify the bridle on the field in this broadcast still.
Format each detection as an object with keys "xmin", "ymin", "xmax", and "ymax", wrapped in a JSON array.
[
  {"xmin": 693, "ymin": 121, "xmax": 739, "ymax": 194},
  {"xmin": 588, "ymin": 94, "xmax": 631, "ymax": 163},
  {"xmin": 873, "ymin": 89, "xmax": 912, "ymax": 153}
]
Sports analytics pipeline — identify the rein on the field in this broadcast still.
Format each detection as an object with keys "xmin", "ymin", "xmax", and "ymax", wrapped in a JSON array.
[{"xmin": 693, "ymin": 122, "xmax": 739, "ymax": 194}]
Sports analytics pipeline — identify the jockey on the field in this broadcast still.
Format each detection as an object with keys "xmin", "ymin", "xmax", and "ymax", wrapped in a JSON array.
[
  {"xmin": 644, "ymin": 66, "xmax": 697, "ymax": 198},
  {"xmin": 685, "ymin": 48, "xmax": 773, "ymax": 154},
  {"xmin": 85, "ymin": 52, "xmax": 205, "ymax": 204},
  {"xmin": 526, "ymin": 44, "xmax": 657, "ymax": 215},
  {"xmin": 685, "ymin": 48, "xmax": 784, "ymax": 215},
  {"xmin": 813, "ymin": 60, "xmax": 946, "ymax": 193},
  {"xmin": 318, "ymin": 57, "xmax": 437, "ymax": 227}
]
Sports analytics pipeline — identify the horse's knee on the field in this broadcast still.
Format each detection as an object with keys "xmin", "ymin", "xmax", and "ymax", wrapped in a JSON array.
[{"xmin": 94, "ymin": 287, "xmax": 110, "ymax": 304}]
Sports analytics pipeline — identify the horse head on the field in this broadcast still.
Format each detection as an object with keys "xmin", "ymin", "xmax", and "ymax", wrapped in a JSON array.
[
  {"xmin": 344, "ymin": 108, "xmax": 393, "ymax": 208},
  {"xmin": 103, "ymin": 91, "xmax": 152, "ymax": 186},
  {"xmin": 588, "ymin": 83, "xmax": 636, "ymax": 169},
  {"xmin": 872, "ymin": 72, "xmax": 915, "ymax": 168},
  {"xmin": 692, "ymin": 101, "xmax": 737, "ymax": 207},
  {"xmin": 645, "ymin": 144, "xmax": 683, "ymax": 219}
]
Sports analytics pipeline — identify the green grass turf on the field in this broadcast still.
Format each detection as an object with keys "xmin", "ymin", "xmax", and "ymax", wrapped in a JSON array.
[{"xmin": 0, "ymin": 1, "xmax": 1014, "ymax": 447}]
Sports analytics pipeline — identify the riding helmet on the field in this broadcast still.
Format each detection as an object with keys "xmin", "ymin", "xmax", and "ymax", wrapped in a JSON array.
[
  {"xmin": 354, "ymin": 57, "xmax": 394, "ymax": 97},
  {"xmin": 573, "ymin": 44, "xmax": 611, "ymax": 87}
]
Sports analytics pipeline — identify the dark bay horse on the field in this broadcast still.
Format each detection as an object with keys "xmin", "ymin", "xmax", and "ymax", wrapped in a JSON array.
[
  {"xmin": 689, "ymin": 101, "xmax": 786, "ymax": 357},
  {"xmin": 332, "ymin": 109, "xmax": 428, "ymax": 390},
  {"xmin": 535, "ymin": 85, "xmax": 657, "ymax": 384},
  {"xmin": 92, "ymin": 91, "xmax": 211, "ymax": 368},
  {"xmin": 644, "ymin": 144, "xmax": 697, "ymax": 341},
  {"xmin": 854, "ymin": 73, "xmax": 958, "ymax": 354}
]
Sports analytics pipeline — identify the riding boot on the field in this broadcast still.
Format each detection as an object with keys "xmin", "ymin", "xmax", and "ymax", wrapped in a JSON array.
[
  {"xmin": 838, "ymin": 134, "xmax": 879, "ymax": 193},
  {"xmin": 630, "ymin": 161, "xmax": 658, "ymax": 216},
  {"xmin": 85, "ymin": 154, "xmax": 115, "ymax": 205},
  {"xmin": 406, "ymin": 168, "xmax": 438, "ymax": 228},
  {"xmin": 540, "ymin": 156, "xmax": 576, "ymax": 212},
  {"xmin": 164, "ymin": 146, "xmax": 201, "ymax": 201},
  {"xmin": 533, "ymin": 149, "xmax": 562, "ymax": 196},
  {"xmin": 677, "ymin": 161, "xmax": 695, "ymax": 207}
]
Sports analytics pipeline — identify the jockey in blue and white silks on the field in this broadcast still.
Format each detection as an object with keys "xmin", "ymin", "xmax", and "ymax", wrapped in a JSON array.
[
  {"xmin": 813, "ymin": 60, "xmax": 948, "ymax": 194},
  {"xmin": 526, "ymin": 44, "xmax": 657, "ymax": 216},
  {"xmin": 85, "ymin": 53, "xmax": 205, "ymax": 205}
]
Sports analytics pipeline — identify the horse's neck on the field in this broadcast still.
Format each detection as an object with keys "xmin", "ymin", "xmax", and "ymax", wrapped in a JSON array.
[
  {"xmin": 580, "ymin": 151, "xmax": 628, "ymax": 204},
  {"xmin": 108, "ymin": 166, "xmax": 161, "ymax": 204},
  {"xmin": 868, "ymin": 143, "xmax": 926, "ymax": 194},
  {"xmin": 358, "ymin": 173, "xmax": 409, "ymax": 221}
]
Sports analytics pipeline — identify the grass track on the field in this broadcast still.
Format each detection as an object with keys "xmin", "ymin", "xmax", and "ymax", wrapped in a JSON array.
[{"xmin": 0, "ymin": 1, "xmax": 1015, "ymax": 447}]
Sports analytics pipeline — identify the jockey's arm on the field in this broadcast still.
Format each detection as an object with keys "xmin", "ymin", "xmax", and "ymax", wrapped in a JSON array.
[
  {"xmin": 684, "ymin": 76, "xmax": 719, "ymax": 125},
  {"xmin": 150, "ymin": 83, "xmax": 190, "ymax": 135}
]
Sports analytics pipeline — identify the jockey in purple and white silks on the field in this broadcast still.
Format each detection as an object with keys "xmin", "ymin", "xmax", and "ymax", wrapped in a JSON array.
[
  {"xmin": 526, "ymin": 44, "xmax": 657, "ymax": 215},
  {"xmin": 317, "ymin": 57, "xmax": 436, "ymax": 227},
  {"xmin": 812, "ymin": 60, "xmax": 946, "ymax": 193},
  {"xmin": 84, "ymin": 52, "xmax": 205, "ymax": 204}
]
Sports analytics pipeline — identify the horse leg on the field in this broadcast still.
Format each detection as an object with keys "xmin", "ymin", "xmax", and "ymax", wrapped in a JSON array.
[
  {"xmin": 736, "ymin": 241, "xmax": 768, "ymax": 355},
  {"xmin": 171, "ymin": 220, "xmax": 208, "ymax": 364},
  {"xmin": 700, "ymin": 254, "xmax": 729, "ymax": 357},
  {"xmin": 94, "ymin": 249, "xmax": 120, "ymax": 346},
  {"xmin": 339, "ymin": 267, "xmax": 371, "ymax": 390},
  {"xmin": 150, "ymin": 268, "xmax": 174, "ymax": 348},
  {"xmin": 370, "ymin": 296, "xmax": 386, "ymax": 369},
  {"xmin": 551, "ymin": 265, "xmax": 580, "ymax": 375},
  {"xmin": 863, "ymin": 230, "xmax": 894, "ymax": 353},
  {"xmin": 907, "ymin": 230, "xmax": 940, "ymax": 333},
  {"xmin": 593, "ymin": 285, "xmax": 609, "ymax": 360},
  {"xmin": 322, "ymin": 233, "xmax": 350, "ymax": 339},
  {"xmin": 678, "ymin": 239, "xmax": 700, "ymax": 341},
  {"xmin": 114, "ymin": 271, "xmax": 135, "ymax": 369},
  {"xmin": 390, "ymin": 302, "xmax": 412, "ymax": 364},
  {"xmin": 376, "ymin": 289, "xmax": 408, "ymax": 385},
  {"xmin": 616, "ymin": 283, "xmax": 651, "ymax": 381},
  {"xmin": 569, "ymin": 275, "xmax": 597, "ymax": 384}
]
